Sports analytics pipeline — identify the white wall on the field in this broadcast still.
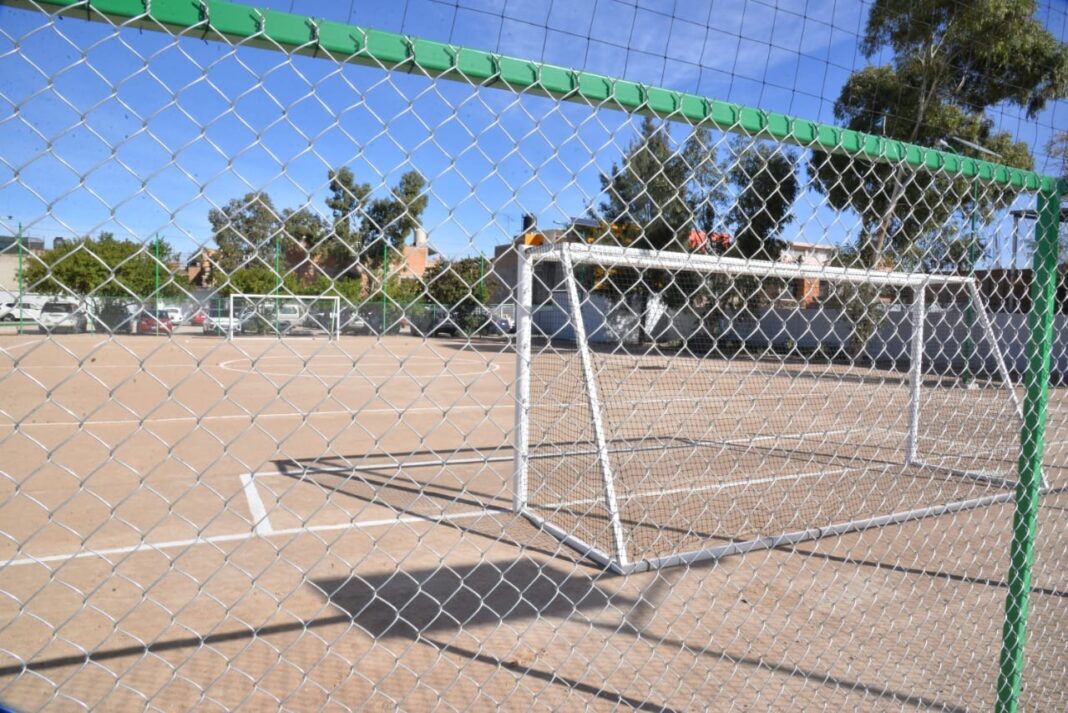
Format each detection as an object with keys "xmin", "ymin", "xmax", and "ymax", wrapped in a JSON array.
[{"xmin": 533, "ymin": 291, "xmax": 1068, "ymax": 375}]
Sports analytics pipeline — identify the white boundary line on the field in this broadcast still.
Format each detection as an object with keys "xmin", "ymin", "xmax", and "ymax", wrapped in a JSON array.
[
  {"xmin": 539, "ymin": 466, "xmax": 857, "ymax": 510},
  {"xmin": 0, "ymin": 337, "xmax": 45, "ymax": 355},
  {"xmin": 217, "ymin": 354, "xmax": 502, "ymax": 380},
  {"xmin": 240, "ymin": 473, "xmax": 273, "ymax": 535},
  {"xmin": 0, "ymin": 508, "xmax": 498, "ymax": 569},
  {"xmin": 0, "ymin": 403, "xmax": 515, "ymax": 429}
]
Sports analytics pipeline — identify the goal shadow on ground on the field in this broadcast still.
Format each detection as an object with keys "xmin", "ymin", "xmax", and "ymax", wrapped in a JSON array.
[
  {"xmin": 272, "ymin": 450, "xmax": 587, "ymax": 562},
  {"xmin": 0, "ymin": 551, "xmax": 976, "ymax": 712},
  {"xmin": 314, "ymin": 557, "xmax": 972, "ymax": 713}
]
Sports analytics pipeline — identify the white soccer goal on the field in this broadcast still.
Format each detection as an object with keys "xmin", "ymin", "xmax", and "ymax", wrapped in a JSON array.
[
  {"xmin": 512, "ymin": 243, "xmax": 1026, "ymax": 574},
  {"xmin": 227, "ymin": 294, "xmax": 341, "ymax": 339}
]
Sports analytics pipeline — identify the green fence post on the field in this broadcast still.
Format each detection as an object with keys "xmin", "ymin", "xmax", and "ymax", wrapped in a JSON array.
[
  {"xmin": 995, "ymin": 186, "xmax": 1064, "ymax": 713},
  {"xmin": 16, "ymin": 222, "xmax": 23, "ymax": 336},
  {"xmin": 382, "ymin": 238, "xmax": 388, "ymax": 335},
  {"xmin": 274, "ymin": 233, "xmax": 281, "ymax": 334},
  {"xmin": 962, "ymin": 182, "xmax": 978, "ymax": 387}
]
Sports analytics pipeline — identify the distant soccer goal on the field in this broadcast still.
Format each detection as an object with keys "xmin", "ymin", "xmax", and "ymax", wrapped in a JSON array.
[
  {"xmin": 512, "ymin": 243, "xmax": 1025, "ymax": 574},
  {"xmin": 226, "ymin": 294, "xmax": 341, "ymax": 339}
]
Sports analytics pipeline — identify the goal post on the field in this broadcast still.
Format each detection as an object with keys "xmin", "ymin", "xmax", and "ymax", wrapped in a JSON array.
[
  {"xmin": 227, "ymin": 294, "xmax": 341, "ymax": 339},
  {"xmin": 513, "ymin": 243, "xmax": 1026, "ymax": 574}
]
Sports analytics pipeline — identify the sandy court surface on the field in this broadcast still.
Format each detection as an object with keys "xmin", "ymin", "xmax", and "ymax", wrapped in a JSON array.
[{"xmin": 1, "ymin": 331, "xmax": 1066, "ymax": 710}]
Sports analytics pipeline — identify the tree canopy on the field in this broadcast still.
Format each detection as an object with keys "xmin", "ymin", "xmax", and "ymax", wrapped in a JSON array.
[
  {"xmin": 211, "ymin": 168, "xmax": 430, "ymax": 297},
  {"xmin": 24, "ymin": 233, "xmax": 188, "ymax": 299},
  {"xmin": 208, "ymin": 192, "xmax": 282, "ymax": 273},
  {"xmin": 424, "ymin": 257, "xmax": 491, "ymax": 311},
  {"xmin": 812, "ymin": 0, "xmax": 1067, "ymax": 268}
]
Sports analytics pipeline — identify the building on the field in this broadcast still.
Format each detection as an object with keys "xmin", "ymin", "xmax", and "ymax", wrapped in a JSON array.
[
  {"xmin": 776, "ymin": 240, "xmax": 836, "ymax": 307},
  {"xmin": 396, "ymin": 228, "xmax": 438, "ymax": 280},
  {"xmin": 0, "ymin": 235, "xmax": 47, "ymax": 293},
  {"xmin": 491, "ymin": 216, "xmax": 592, "ymax": 304},
  {"xmin": 491, "ymin": 217, "xmax": 840, "ymax": 309},
  {"xmin": 186, "ymin": 248, "xmax": 217, "ymax": 287}
]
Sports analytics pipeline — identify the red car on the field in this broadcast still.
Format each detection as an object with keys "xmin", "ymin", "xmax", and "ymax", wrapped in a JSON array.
[
  {"xmin": 189, "ymin": 309, "xmax": 206, "ymax": 326},
  {"xmin": 137, "ymin": 311, "xmax": 174, "ymax": 335}
]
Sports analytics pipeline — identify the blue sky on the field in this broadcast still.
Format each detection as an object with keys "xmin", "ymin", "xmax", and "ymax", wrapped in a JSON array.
[{"xmin": 0, "ymin": 0, "xmax": 1065, "ymax": 267}]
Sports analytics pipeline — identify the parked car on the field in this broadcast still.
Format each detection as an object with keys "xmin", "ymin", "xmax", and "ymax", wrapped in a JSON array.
[
  {"xmin": 136, "ymin": 310, "xmax": 174, "ymax": 335},
  {"xmin": 203, "ymin": 309, "xmax": 240, "ymax": 335},
  {"xmin": 338, "ymin": 308, "xmax": 370, "ymax": 335},
  {"xmin": 91, "ymin": 300, "xmax": 140, "ymax": 333},
  {"xmin": 189, "ymin": 309, "xmax": 206, "ymax": 326},
  {"xmin": 430, "ymin": 312, "xmax": 463, "ymax": 337},
  {"xmin": 37, "ymin": 302, "xmax": 88, "ymax": 333},
  {"xmin": 0, "ymin": 298, "xmax": 45, "ymax": 323},
  {"xmin": 306, "ymin": 306, "xmax": 341, "ymax": 332},
  {"xmin": 160, "ymin": 306, "xmax": 183, "ymax": 325},
  {"xmin": 239, "ymin": 309, "xmax": 292, "ymax": 335}
]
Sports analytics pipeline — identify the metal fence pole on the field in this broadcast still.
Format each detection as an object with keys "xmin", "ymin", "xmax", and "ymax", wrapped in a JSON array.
[{"xmin": 995, "ymin": 186, "xmax": 1065, "ymax": 713}]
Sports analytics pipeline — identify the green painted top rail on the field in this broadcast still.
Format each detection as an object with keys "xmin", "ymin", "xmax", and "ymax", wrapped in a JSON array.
[{"xmin": 6, "ymin": 0, "xmax": 1066, "ymax": 195}]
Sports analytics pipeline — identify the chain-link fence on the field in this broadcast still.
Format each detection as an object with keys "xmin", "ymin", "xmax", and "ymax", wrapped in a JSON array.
[{"xmin": 1, "ymin": 1, "xmax": 1066, "ymax": 710}]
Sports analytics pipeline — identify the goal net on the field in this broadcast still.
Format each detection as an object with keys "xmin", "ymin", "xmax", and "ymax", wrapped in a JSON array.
[
  {"xmin": 513, "ymin": 243, "xmax": 1025, "ymax": 573},
  {"xmin": 227, "ymin": 294, "xmax": 341, "ymax": 339}
]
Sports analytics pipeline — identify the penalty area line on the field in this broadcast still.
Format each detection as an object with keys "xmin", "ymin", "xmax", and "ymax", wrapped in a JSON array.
[
  {"xmin": 240, "ymin": 473, "xmax": 273, "ymax": 536},
  {"xmin": 0, "ymin": 508, "xmax": 502, "ymax": 569}
]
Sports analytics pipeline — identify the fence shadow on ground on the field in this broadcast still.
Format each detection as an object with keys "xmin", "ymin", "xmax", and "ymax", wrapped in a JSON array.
[{"xmin": 315, "ymin": 556, "xmax": 972, "ymax": 713}]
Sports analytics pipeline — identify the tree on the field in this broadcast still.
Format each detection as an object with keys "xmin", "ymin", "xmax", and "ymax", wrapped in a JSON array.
[
  {"xmin": 598, "ymin": 117, "xmax": 695, "ymax": 251},
  {"xmin": 361, "ymin": 170, "xmax": 429, "ymax": 269},
  {"xmin": 224, "ymin": 265, "xmax": 280, "ymax": 296},
  {"xmin": 24, "ymin": 232, "xmax": 188, "ymax": 299},
  {"xmin": 325, "ymin": 167, "xmax": 371, "ymax": 278},
  {"xmin": 812, "ymin": 0, "xmax": 1067, "ymax": 267},
  {"xmin": 424, "ymin": 258, "xmax": 491, "ymax": 310},
  {"xmin": 209, "ymin": 192, "xmax": 282, "ymax": 273},
  {"xmin": 1049, "ymin": 132, "xmax": 1068, "ymax": 181},
  {"xmin": 595, "ymin": 118, "xmax": 705, "ymax": 341},
  {"xmin": 725, "ymin": 138, "xmax": 799, "ymax": 261},
  {"xmin": 281, "ymin": 207, "xmax": 329, "ymax": 283},
  {"xmin": 914, "ymin": 223, "xmax": 989, "ymax": 274}
]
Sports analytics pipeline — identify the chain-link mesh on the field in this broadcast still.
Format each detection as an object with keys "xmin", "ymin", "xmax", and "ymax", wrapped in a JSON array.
[{"xmin": 1, "ymin": 1, "xmax": 1066, "ymax": 710}]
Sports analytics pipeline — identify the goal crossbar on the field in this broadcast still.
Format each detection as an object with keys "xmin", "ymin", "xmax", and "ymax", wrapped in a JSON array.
[
  {"xmin": 227, "ymin": 294, "xmax": 341, "ymax": 339},
  {"xmin": 526, "ymin": 242, "xmax": 973, "ymax": 288}
]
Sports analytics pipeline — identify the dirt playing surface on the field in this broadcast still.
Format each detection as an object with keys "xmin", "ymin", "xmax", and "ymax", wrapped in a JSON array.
[{"xmin": 2, "ymin": 331, "xmax": 1066, "ymax": 711}]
